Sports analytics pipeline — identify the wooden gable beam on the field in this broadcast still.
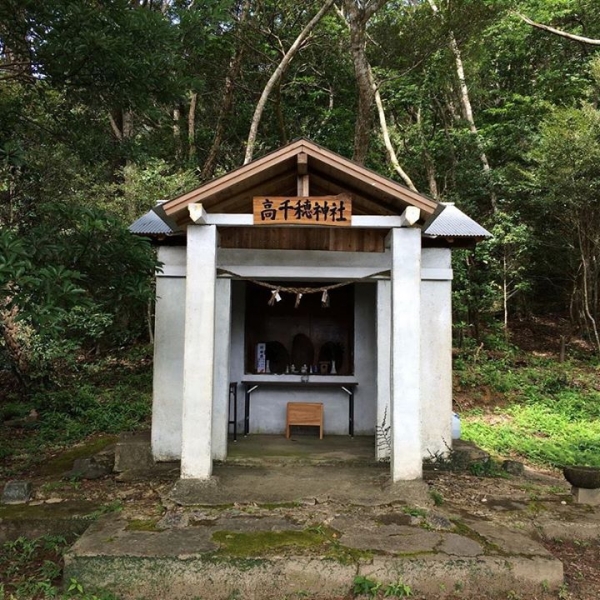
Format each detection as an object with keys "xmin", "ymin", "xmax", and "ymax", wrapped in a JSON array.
[{"xmin": 297, "ymin": 152, "xmax": 309, "ymax": 196}]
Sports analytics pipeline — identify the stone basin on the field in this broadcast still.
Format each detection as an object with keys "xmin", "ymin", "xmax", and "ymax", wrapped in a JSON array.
[{"xmin": 563, "ymin": 466, "xmax": 600, "ymax": 489}]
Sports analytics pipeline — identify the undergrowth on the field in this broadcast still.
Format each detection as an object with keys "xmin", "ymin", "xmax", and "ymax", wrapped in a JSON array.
[
  {"xmin": 457, "ymin": 350, "xmax": 600, "ymax": 468},
  {"xmin": 0, "ymin": 534, "xmax": 119, "ymax": 599},
  {"xmin": 0, "ymin": 345, "xmax": 152, "ymax": 477}
]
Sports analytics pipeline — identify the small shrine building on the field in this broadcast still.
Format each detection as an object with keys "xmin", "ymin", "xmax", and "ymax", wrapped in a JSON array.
[{"xmin": 130, "ymin": 139, "xmax": 490, "ymax": 482}]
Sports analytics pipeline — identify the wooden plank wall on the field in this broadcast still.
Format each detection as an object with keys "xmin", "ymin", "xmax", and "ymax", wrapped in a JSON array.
[{"xmin": 219, "ymin": 227, "xmax": 386, "ymax": 252}]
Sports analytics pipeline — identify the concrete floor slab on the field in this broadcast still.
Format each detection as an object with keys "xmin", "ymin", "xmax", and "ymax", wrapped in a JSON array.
[
  {"xmin": 169, "ymin": 465, "xmax": 432, "ymax": 507},
  {"xmin": 225, "ymin": 434, "xmax": 377, "ymax": 466}
]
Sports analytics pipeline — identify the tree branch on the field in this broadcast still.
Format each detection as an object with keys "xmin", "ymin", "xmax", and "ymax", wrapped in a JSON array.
[
  {"xmin": 243, "ymin": 0, "xmax": 336, "ymax": 164},
  {"xmin": 518, "ymin": 13, "xmax": 600, "ymax": 46}
]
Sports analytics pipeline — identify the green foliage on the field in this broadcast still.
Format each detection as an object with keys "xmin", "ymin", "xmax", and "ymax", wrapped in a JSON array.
[
  {"xmin": 0, "ymin": 202, "xmax": 157, "ymax": 392},
  {"xmin": 106, "ymin": 160, "xmax": 199, "ymax": 224},
  {"xmin": 0, "ymin": 535, "xmax": 69, "ymax": 599},
  {"xmin": 0, "ymin": 345, "xmax": 151, "ymax": 477},
  {"xmin": 459, "ymin": 353, "xmax": 600, "ymax": 467},
  {"xmin": 353, "ymin": 575, "xmax": 381, "ymax": 597},
  {"xmin": 384, "ymin": 581, "xmax": 412, "ymax": 598},
  {"xmin": 352, "ymin": 575, "xmax": 412, "ymax": 598},
  {"xmin": 402, "ymin": 506, "xmax": 427, "ymax": 518},
  {"xmin": 429, "ymin": 489, "xmax": 444, "ymax": 506}
]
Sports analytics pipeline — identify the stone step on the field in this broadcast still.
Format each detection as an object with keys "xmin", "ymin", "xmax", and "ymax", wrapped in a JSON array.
[{"xmin": 64, "ymin": 514, "xmax": 563, "ymax": 599}]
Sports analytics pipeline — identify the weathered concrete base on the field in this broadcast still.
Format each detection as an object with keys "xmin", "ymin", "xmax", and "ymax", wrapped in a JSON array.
[
  {"xmin": 572, "ymin": 486, "xmax": 600, "ymax": 506},
  {"xmin": 65, "ymin": 509, "xmax": 564, "ymax": 600},
  {"xmin": 362, "ymin": 556, "xmax": 562, "ymax": 597},
  {"xmin": 66, "ymin": 554, "xmax": 356, "ymax": 600},
  {"xmin": 169, "ymin": 477, "xmax": 219, "ymax": 505},
  {"xmin": 168, "ymin": 465, "xmax": 431, "ymax": 507},
  {"xmin": 114, "ymin": 432, "xmax": 155, "ymax": 477}
]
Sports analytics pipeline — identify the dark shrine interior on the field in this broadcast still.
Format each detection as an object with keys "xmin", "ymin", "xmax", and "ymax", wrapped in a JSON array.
[{"xmin": 244, "ymin": 281, "xmax": 355, "ymax": 375}]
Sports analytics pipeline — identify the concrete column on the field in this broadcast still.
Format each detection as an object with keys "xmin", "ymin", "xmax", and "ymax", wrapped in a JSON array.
[
  {"xmin": 376, "ymin": 279, "xmax": 391, "ymax": 461},
  {"xmin": 152, "ymin": 246, "xmax": 186, "ymax": 461},
  {"xmin": 180, "ymin": 225, "xmax": 217, "ymax": 479},
  {"xmin": 354, "ymin": 283, "xmax": 377, "ymax": 436},
  {"xmin": 390, "ymin": 228, "xmax": 422, "ymax": 481},
  {"xmin": 212, "ymin": 277, "xmax": 232, "ymax": 461},
  {"xmin": 420, "ymin": 248, "xmax": 453, "ymax": 457}
]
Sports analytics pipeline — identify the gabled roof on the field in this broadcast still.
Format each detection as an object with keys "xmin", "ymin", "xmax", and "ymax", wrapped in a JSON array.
[
  {"xmin": 130, "ymin": 139, "xmax": 491, "ymax": 244},
  {"xmin": 158, "ymin": 138, "xmax": 439, "ymax": 228}
]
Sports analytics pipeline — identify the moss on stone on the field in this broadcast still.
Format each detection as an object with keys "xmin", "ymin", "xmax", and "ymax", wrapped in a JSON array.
[
  {"xmin": 451, "ymin": 519, "xmax": 505, "ymax": 556},
  {"xmin": 212, "ymin": 529, "xmax": 327, "ymax": 557},
  {"xmin": 210, "ymin": 527, "xmax": 372, "ymax": 565},
  {"xmin": 126, "ymin": 519, "xmax": 160, "ymax": 532},
  {"xmin": 37, "ymin": 435, "xmax": 117, "ymax": 477},
  {"xmin": 0, "ymin": 500, "xmax": 98, "ymax": 520}
]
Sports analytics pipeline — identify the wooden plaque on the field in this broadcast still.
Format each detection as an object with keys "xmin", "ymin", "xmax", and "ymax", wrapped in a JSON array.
[{"xmin": 253, "ymin": 194, "xmax": 352, "ymax": 226}]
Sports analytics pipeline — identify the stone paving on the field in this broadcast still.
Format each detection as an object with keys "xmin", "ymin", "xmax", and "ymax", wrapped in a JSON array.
[{"xmin": 63, "ymin": 463, "xmax": 578, "ymax": 600}]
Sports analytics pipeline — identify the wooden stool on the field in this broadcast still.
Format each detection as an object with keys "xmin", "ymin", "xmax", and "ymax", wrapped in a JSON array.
[{"xmin": 286, "ymin": 402, "xmax": 323, "ymax": 439}]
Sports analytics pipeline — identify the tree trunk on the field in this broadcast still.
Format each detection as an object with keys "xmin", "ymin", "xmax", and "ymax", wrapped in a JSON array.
[
  {"xmin": 188, "ymin": 91, "xmax": 198, "ymax": 161},
  {"xmin": 427, "ymin": 0, "xmax": 496, "ymax": 211},
  {"xmin": 415, "ymin": 106, "xmax": 438, "ymax": 198},
  {"xmin": 173, "ymin": 104, "xmax": 181, "ymax": 160},
  {"xmin": 578, "ymin": 224, "xmax": 600, "ymax": 353},
  {"xmin": 503, "ymin": 250, "xmax": 509, "ymax": 339},
  {"xmin": 202, "ymin": 0, "xmax": 250, "ymax": 178},
  {"xmin": 345, "ymin": 1, "xmax": 375, "ymax": 164},
  {"xmin": 244, "ymin": 0, "xmax": 336, "ymax": 165},
  {"xmin": 122, "ymin": 110, "xmax": 134, "ymax": 139},
  {"xmin": 275, "ymin": 81, "xmax": 288, "ymax": 145},
  {"xmin": 519, "ymin": 13, "xmax": 600, "ymax": 46},
  {"xmin": 373, "ymin": 77, "xmax": 417, "ymax": 190},
  {"xmin": 109, "ymin": 109, "xmax": 134, "ymax": 141}
]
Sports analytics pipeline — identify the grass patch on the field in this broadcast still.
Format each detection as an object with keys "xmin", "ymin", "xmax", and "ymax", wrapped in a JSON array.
[
  {"xmin": 0, "ymin": 534, "xmax": 120, "ymax": 599},
  {"xmin": 457, "ymin": 354, "xmax": 600, "ymax": 468}
]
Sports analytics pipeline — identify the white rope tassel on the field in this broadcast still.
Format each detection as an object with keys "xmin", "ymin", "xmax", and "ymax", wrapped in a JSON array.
[
  {"xmin": 294, "ymin": 292, "xmax": 303, "ymax": 308},
  {"xmin": 268, "ymin": 289, "xmax": 282, "ymax": 306},
  {"xmin": 321, "ymin": 289, "xmax": 329, "ymax": 307}
]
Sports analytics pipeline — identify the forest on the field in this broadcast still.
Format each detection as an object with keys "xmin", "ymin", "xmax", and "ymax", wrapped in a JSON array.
[
  {"xmin": 2, "ymin": 3, "xmax": 600, "ymax": 598},
  {"xmin": 1, "ymin": 0, "xmax": 600, "ymax": 403}
]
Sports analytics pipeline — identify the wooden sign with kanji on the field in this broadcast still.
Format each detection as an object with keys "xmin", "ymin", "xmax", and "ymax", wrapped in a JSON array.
[{"xmin": 253, "ymin": 194, "xmax": 352, "ymax": 226}]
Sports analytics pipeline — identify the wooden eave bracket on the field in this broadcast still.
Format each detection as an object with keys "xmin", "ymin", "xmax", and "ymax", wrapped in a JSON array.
[
  {"xmin": 188, "ymin": 203, "xmax": 208, "ymax": 224},
  {"xmin": 400, "ymin": 206, "xmax": 420, "ymax": 227}
]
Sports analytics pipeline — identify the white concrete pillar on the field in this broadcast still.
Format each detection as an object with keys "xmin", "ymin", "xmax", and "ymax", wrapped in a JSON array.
[
  {"xmin": 420, "ymin": 248, "xmax": 453, "ymax": 457},
  {"xmin": 212, "ymin": 277, "xmax": 232, "ymax": 461},
  {"xmin": 376, "ymin": 279, "xmax": 391, "ymax": 461},
  {"xmin": 180, "ymin": 225, "xmax": 217, "ymax": 479},
  {"xmin": 390, "ymin": 228, "xmax": 422, "ymax": 480},
  {"xmin": 152, "ymin": 246, "xmax": 186, "ymax": 461}
]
